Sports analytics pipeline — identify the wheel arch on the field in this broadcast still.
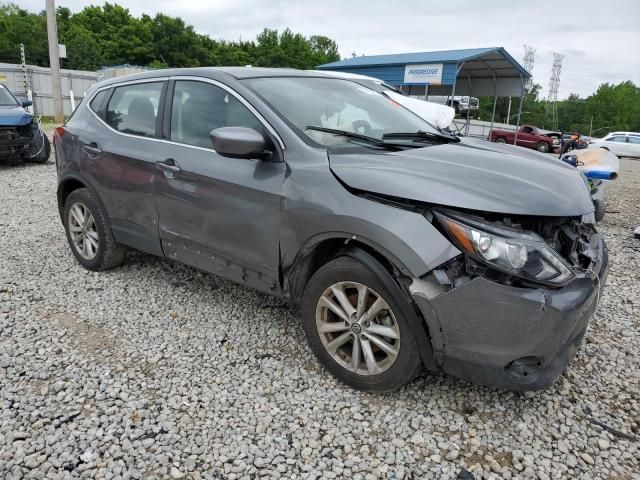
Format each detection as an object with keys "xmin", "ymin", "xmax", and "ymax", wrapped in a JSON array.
[
  {"xmin": 287, "ymin": 238, "xmax": 437, "ymax": 371},
  {"xmin": 57, "ymin": 175, "xmax": 105, "ymax": 223},
  {"xmin": 284, "ymin": 233, "xmax": 412, "ymax": 304}
]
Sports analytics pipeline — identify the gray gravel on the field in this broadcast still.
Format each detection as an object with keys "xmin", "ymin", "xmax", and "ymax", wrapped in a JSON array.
[{"xmin": 0, "ymin": 148, "xmax": 638, "ymax": 479}]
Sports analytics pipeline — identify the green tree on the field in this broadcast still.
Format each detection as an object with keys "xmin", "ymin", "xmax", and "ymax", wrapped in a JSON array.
[{"xmin": 0, "ymin": 4, "xmax": 48, "ymax": 66}]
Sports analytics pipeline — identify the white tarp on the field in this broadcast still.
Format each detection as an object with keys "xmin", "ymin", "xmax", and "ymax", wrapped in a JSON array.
[
  {"xmin": 573, "ymin": 148, "xmax": 621, "ymax": 180},
  {"xmin": 382, "ymin": 90, "xmax": 455, "ymax": 130}
]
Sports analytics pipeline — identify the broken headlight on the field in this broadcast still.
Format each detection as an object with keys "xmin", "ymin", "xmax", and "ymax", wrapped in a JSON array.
[{"xmin": 435, "ymin": 210, "xmax": 574, "ymax": 286}]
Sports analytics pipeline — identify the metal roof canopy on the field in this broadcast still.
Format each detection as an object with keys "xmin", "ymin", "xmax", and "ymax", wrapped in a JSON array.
[
  {"xmin": 318, "ymin": 47, "xmax": 531, "ymax": 138},
  {"xmin": 317, "ymin": 47, "xmax": 530, "ymax": 97}
]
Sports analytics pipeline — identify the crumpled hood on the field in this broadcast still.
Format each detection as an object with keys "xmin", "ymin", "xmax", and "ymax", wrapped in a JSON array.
[
  {"xmin": 329, "ymin": 137, "xmax": 594, "ymax": 217},
  {"xmin": 0, "ymin": 106, "xmax": 32, "ymax": 126}
]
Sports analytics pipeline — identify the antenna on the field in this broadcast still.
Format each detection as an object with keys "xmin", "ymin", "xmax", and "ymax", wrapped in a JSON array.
[
  {"xmin": 522, "ymin": 45, "xmax": 536, "ymax": 90},
  {"xmin": 546, "ymin": 52, "xmax": 564, "ymax": 130}
]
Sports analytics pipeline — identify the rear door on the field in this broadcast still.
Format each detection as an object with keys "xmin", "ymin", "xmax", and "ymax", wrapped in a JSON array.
[
  {"xmin": 81, "ymin": 80, "xmax": 167, "ymax": 255},
  {"xmin": 604, "ymin": 135, "xmax": 627, "ymax": 156},
  {"xmin": 155, "ymin": 78, "xmax": 286, "ymax": 293},
  {"xmin": 626, "ymin": 135, "xmax": 640, "ymax": 157}
]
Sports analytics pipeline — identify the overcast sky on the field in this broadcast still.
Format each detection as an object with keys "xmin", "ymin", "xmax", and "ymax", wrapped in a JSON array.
[{"xmin": 22, "ymin": 0, "xmax": 640, "ymax": 98}]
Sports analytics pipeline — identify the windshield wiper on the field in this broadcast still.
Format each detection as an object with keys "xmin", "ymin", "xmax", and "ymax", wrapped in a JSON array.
[
  {"xmin": 305, "ymin": 126, "xmax": 400, "ymax": 150},
  {"xmin": 383, "ymin": 130, "xmax": 460, "ymax": 143}
]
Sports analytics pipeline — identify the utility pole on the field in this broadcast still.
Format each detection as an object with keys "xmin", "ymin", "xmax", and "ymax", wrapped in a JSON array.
[{"xmin": 46, "ymin": 0, "xmax": 64, "ymax": 123}]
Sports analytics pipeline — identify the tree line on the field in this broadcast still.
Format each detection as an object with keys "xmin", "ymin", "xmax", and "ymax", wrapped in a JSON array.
[
  {"xmin": 476, "ymin": 81, "xmax": 640, "ymax": 136},
  {"xmin": 2, "ymin": 2, "xmax": 637, "ymax": 134},
  {"xmin": 0, "ymin": 3, "xmax": 340, "ymax": 71}
]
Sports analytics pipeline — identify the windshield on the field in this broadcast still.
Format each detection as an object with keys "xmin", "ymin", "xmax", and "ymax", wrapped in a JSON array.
[
  {"xmin": 244, "ymin": 77, "xmax": 440, "ymax": 147},
  {"xmin": 0, "ymin": 85, "xmax": 19, "ymax": 107}
]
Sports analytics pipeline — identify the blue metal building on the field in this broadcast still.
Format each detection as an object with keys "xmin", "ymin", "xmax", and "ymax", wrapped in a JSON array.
[{"xmin": 317, "ymin": 47, "xmax": 531, "ymax": 99}]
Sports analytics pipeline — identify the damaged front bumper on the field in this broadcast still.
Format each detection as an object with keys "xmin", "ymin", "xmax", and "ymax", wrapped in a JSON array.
[
  {"xmin": 412, "ymin": 242, "xmax": 609, "ymax": 391},
  {"xmin": 0, "ymin": 122, "xmax": 41, "ymax": 162}
]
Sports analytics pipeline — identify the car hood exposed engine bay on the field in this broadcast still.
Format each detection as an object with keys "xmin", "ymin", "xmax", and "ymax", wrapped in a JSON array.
[{"xmin": 329, "ymin": 138, "xmax": 603, "ymax": 279}]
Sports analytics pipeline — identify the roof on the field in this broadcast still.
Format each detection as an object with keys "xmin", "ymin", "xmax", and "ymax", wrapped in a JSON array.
[
  {"xmin": 317, "ymin": 47, "xmax": 531, "ymax": 79},
  {"xmin": 89, "ymin": 66, "xmax": 341, "ymax": 90}
]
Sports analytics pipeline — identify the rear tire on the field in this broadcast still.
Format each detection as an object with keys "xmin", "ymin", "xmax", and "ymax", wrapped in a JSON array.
[
  {"xmin": 536, "ymin": 141, "xmax": 551, "ymax": 153},
  {"xmin": 63, "ymin": 188, "xmax": 126, "ymax": 271},
  {"xmin": 301, "ymin": 255, "xmax": 423, "ymax": 392},
  {"xmin": 494, "ymin": 137, "xmax": 507, "ymax": 144}
]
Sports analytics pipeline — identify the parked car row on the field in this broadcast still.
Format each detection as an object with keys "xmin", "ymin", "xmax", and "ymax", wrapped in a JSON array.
[{"xmin": 54, "ymin": 67, "xmax": 608, "ymax": 392}]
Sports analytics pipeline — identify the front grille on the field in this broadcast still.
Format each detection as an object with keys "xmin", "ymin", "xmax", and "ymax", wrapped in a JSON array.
[{"xmin": 0, "ymin": 125, "xmax": 34, "ymax": 159}]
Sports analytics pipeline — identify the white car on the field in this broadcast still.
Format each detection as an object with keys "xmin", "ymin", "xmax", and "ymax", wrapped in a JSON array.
[{"xmin": 589, "ymin": 131, "xmax": 640, "ymax": 158}]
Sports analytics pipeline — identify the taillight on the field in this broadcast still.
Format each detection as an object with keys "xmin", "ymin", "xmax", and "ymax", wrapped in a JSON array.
[{"xmin": 53, "ymin": 126, "xmax": 65, "ymax": 146}]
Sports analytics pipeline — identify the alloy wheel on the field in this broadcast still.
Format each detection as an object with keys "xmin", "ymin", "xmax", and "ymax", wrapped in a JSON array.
[
  {"xmin": 68, "ymin": 202, "xmax": 99, "ymax": 260},
  {"xmin": 315, "ymin": 281, "xmax": 400, "ymax": 375}
]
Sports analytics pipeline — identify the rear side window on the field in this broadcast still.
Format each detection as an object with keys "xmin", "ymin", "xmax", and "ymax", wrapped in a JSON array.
[
  {"xmin": 89, "ymin": 89, "xmax": 110, "ymax": 117},
  {"xmin": 627, "ymin": 136, "xmax": 640, "ymax": 144},
  {"xmin": 106, "ymin": 82, "xmax": 164, "ymax": 138},
  {"xmin": 170, "ymin": 80, "xmax": 263, "ymax": 148}
]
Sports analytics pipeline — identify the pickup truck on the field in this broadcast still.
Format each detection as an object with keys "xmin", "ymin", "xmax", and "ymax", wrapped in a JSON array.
[{"xmin": 489, "ymin": 125, "xmax": 559, "ymax": 153}]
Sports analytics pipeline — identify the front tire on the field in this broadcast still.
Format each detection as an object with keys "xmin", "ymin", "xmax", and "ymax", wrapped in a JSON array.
[
  {"xmin": 301, "ymin": 256, "xmax": 423, "ymax": 392},
  {"xmin": 63, "ymin": 188, "xmax": 126, "ymax": 271},
  {"xmin": 536, "ymin": 141, "xmax": 551, "ymax": 153},
  {"xmin": 27, "ymin": 133, "xmax": 51, "ymax": 164}
]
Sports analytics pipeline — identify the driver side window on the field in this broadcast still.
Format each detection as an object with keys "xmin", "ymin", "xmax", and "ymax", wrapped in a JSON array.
[{"xmin": 170, "ymin": 80, "xmax": 263, "ymax": 149}]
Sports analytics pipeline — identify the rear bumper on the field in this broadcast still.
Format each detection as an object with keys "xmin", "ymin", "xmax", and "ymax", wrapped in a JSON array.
[{"xmin": 413, "ymin": 245, "xmax": 609, "ymax": 390}]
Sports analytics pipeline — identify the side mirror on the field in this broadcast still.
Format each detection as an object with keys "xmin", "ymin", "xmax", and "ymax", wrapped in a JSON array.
[
  {"xmin": 209, "ymin": 127, "xmax": 270, "ymax": 160},
  {"xmin": 21, "ymin": 99, "xmax": 33, "ymax": 108}
]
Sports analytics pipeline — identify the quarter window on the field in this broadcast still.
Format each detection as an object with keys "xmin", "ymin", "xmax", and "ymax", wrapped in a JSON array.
[
  {"xmin": 89, "ymin": 89, "xmax": 110, "ymax": 117},
  {"xmin": 106, "ymin": 82, "xmax": 163, "ymax": 138},
  {"xmin": 170, "ymin": 80, "xmax": 263, "ymax": 148}
]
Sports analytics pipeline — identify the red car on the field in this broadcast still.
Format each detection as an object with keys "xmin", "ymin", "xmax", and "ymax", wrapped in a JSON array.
[{"xmin": 489, "ymin": 125, "xmax": 560, "ymax": 153}]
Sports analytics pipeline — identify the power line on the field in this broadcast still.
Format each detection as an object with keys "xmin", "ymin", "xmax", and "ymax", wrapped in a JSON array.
[{"xmin": 546, "ymin": 52, "xmax": 564, "ymax": 130}]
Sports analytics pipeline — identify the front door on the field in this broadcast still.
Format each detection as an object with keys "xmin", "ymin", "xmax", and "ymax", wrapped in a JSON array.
[{"xmin": 155, "ymin": 79, "xmax": 285, "ymax": 294}]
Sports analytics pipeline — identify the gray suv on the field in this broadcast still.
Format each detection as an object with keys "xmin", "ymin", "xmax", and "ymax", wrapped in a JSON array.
[{"xmin": 55, "ymin": 68, "xmax": 608, "ymax": 392}]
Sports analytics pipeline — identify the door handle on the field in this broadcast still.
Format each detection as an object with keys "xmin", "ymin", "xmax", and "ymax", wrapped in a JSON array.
[
  {"xmin": 156, "ymin": 159, "xmax": 181, "ymax": 174},
  {"xmin": 83, "ymin": 143, "xmax": 102, "ymax": 155}
]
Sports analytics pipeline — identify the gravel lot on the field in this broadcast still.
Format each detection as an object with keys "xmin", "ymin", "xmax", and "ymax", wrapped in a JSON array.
[{"xmin": 0, "ymin": 148, "xmax": 638, "ymax": 480}]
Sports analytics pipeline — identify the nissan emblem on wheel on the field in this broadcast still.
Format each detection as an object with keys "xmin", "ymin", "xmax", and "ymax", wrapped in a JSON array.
[{"xmin": 54, "ymin": 67, "xmax": 609, "ymax": 392}]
